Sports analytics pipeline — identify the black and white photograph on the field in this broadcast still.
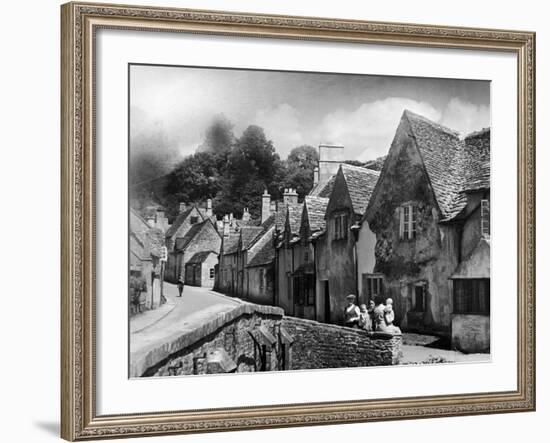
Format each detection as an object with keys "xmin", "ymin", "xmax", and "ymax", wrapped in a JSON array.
[{"xmin": 128, "ymin": 64, "xmax": 491, "ymax": 378}]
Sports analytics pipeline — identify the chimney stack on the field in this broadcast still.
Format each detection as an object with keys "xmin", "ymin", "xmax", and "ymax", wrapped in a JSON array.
[
  {"xmin": 318, "ymin": 143, "xmax": 344, "ymax": 184},
  {"xmin": 155, "ymin": 209, "xmax": 169, "ymax": 232},
  {"xmin": 313, "ymin": 166, "xmax": 319, "ymax": 185},
  {"xmin": 179, "ymin": 202, "xmax": 187, "ymax": 214},
  {"xmin": 283, "ymin": 188, "xmax": 299, "ymax": 205},
  {"xmin": 223, "ymin": 214, "xmax": 230, "ymax": 238},
  {"xmin": 261, "ymin": 190, "xmax": 272, "ymax": 224},
  {"xmin": 242, "ymin": 207, "xmax": 250, "ymax": 222},
  {"xmin": 147, "ymin": 215, "xmax": 155, "ymax": 228}
]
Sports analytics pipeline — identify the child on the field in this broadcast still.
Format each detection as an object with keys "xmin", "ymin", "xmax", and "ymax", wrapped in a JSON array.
[{"xmin": 358, "ymin": 304, "xmax": 372, "ymax": 331}]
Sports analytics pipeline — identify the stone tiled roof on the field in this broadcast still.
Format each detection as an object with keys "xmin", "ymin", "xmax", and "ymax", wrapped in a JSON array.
[
  {"xmin": 187, "ymin": 250, "xmax": 217, "ymax": 264},
  {"xmin": 287, "ymin": 203, "xmax": 303, "ymax": 235},
  {"xmin": 309, "ymin": 175, "xmax": 336, "ymax": 198},
  {"xmin": 240, "ymin": 226, "xmax": 264, "ymax": 251},
  {"xmin": 130, "ymin": 208, "xmax": 165, "ymax": 258},
  {"xmin": 462, "ymin": 129, "xmax": 490, "ymax": 192},
  {"xmin": 304, "ymin": 196, "xmax": 329, "ymax": 232},
  {"xmin": 404, "ymin": 111, "xmax": 490, "ymax": 220},
  {"xmin": 247, "ymin": 226, "xmax": 276, "ymax": 268},
  {"xmin": 165, "ymin": 206, "xmax": 200, "ymax": 238},
  {"xmin": 174, "ymin": 219, "xmax": 217, "ymax": 251},
  {"xmin": 340, "ymin": 164, "xmax": 380, "ymax": 216},
  {"xmin": 223, "ymin": 232, "xmax": 241, "ymax": 255}
]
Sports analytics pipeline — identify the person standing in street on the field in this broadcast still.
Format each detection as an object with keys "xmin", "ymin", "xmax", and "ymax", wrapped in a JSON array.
[{"xmin": 177, "ymin": 275, "xmax": 185, "ymax": 297}]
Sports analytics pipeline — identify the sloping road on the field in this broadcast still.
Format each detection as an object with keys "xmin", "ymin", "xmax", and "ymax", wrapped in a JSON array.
[{"xmin": 130, "ymin": 283, "xmax": 241, "ymax": 370}]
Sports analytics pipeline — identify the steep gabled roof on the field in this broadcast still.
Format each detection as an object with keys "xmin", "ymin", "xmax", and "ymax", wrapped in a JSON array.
[
  {"xmin": 223, "ymin": 232, "xmax": 241, "ymax": 255},
  {"xmin": 247, "ymin": 226, "xmax": 276, "ymax": 268},
  {"xmin": 287, "ymin": 203, "xmax": 303, "ymax": 236},
  {"xmin": 340, "ymin": 164, "xmax": 380, "ymax": 216},
  {"xmin": 274, "ymin": 202, "xmax": 302, "ymax": 232},
  {"xmin": 403, "ymin": 111, "xmax": 491, "ymax": 221},
  {"xmin": 174, "ymin": 219, "xmax": 219, "ymax": 251},
  {"xmin": 240, "ymin": 226, "xmax": 264, "ymax": 251},
  {"xmin": 404, "ymin": 110, "xmax": 465, "ymax": 219},
  {"xmin": 304, "ymin": 196, "xmax": 329, "ymax": 233},
  {"xmin": 309, "ymin": 175, "xmax": 336, "ymax": 198},
  {"xmin": 165, "ymin": 205, "xmax": 204, "ymax": 238}
]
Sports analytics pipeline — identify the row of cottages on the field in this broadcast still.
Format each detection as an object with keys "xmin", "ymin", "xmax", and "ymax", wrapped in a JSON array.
[
  {"xmin": 129, "ymin": 208, "xmax": 166, "ymax": 311},
  {"xmin": 275, "ymin": 162, "xmax": 380, "ymax": 325},
  {"xmin": 216, "ymin": 201, "xmax": 277, "ymax": 304},
  {"xmin": 164, "ymin": 199, "xmax": 222, "ymax": 287},
  {"xmin": 363, "ymin": 110, "xmax": 490, "ymax": 352}
]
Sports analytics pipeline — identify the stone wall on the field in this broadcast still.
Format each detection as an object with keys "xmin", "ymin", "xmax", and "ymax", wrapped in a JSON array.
[
  {"xmin": 132, "ymin": 303, "xmax": 284, "ymax": 377},
  {"xmin": 282, "ymin": 316, "xmax": 402, "ymax": 369},
  {"xmin": 133, "ymin": 301, "xmax": 403, "ymax": 378}
]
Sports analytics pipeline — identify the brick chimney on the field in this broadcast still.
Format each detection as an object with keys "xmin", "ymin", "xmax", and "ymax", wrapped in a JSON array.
[
  {"xmin": 283, "ymin": 188, "xmax": 299, "ymax": 205},
  {"xmin": 179, "ymin": 202, "xmax": 187, "ymax": 213},
  {"xmin": 155, "ymin": 209, "xmax": 169, "ymax": 231},
  {"xmin": 206, "ymin": 198, "xmax": 213, "ymax": 217},
  {"xmin": 313, "ymin": 166, "xmax": 319, "ymax": 185},
  {"xmin": 261, "ymin": 190, "xmax": 272, "ymax": 224},
  {"xmin": 242, "ymin": 207, "xmax": 250, "ymax": 222},
  {"xmin": 318, "ymin": 143, "xmax": 344, "ymax": 183},
  {"xmin": 223, "ymin": 214, "xmax": 230, "ymax": 238}
]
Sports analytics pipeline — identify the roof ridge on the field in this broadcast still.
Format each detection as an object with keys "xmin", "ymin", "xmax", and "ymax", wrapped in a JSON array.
[
  {"xmin": 341, "ymin": 163, "xmax": 381, "ymax": 175},
  {"xmin": 403, "ymin": 109, "xmax": 460, "ymax": 139}
]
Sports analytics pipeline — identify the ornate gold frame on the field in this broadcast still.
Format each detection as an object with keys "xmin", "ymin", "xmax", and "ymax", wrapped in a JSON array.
[{"xmin": 61, "ymin": 2, "xmax": 536, "ymax": 440}]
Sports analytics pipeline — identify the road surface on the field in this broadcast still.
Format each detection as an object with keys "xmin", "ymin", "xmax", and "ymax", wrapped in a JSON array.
[{"xmin": 130, "ymin": 283, "xmax": 241, "ymax": 364}]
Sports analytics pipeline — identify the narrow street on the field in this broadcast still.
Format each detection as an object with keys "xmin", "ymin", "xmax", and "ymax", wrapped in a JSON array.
[{"xmin": 130, "ymin": 283, "xmax": 241, "ymax": 365}]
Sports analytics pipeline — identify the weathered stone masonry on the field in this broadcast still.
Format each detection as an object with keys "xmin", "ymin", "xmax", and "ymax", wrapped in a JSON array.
[
  {"xmin": 132, "ymin": 301, "xmax": 402, "ymax": 377},
  {"xmin": 282, "ymin": 317, "xmax": 402, "ymax": 369}
]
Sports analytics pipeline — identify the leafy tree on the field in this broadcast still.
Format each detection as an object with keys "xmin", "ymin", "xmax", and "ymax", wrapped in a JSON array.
[
  {"xmin": 283, "ymin": 145, "xmax": 319, "ymax": 199},
  {"xmin": 163, "ymin": 151, "xmax": 223, "ymax": 209}
]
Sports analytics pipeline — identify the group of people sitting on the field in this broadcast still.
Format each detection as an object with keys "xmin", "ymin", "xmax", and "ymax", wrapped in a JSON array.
[{"xmin": 343, "ymin": 294, "xmax": 401, "ymax": 334}]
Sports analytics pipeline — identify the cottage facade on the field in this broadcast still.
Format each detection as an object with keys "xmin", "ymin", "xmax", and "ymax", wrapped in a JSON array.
[
  {"xmin": 363, "ymin": 111, "xmax": 490, "ymax": 351},
  {"xmin": 184, "ymin": 251, "xmax": 218, "ymax": 288},
  {"xmin": 129, "ymin": 208, "xmax": 165, "ymax": 311},
  {"xmin": 316, "ymin": 164, "xmax": 379, "ymax": 325},
  {"xmin": 171, "ymin": 218, "xmax": 221, "ymax": 284}
]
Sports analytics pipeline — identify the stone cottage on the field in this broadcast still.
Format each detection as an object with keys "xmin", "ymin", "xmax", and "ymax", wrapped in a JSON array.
[
  {"xmin": 286, "ymin": 195, "xmax": 329, "ymax": 321},
  {"xmin": 184, "ymin": 250, "xmax": 218, "ymax": 288},
  {"xmin": 315, "ymin": 164, "xmax": 379, "ymax": 325},
  {"xmin": 363, "ymin": 110, "xmax": 490, "ymax": 352},
  {"xmin": 171, "ymin": 218, "xmax": 221, "ymax": 284},
  {"xmin": 129, "ymin": 208, "xmax": 165, "ymax": 311}
]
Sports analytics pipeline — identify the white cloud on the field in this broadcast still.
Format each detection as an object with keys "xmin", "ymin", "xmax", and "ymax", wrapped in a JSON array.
[
  {"xmin": 440, "ymin": 97, "xmax": 490, "ymax": 136},
  {"xmin": 252, "ymin": 103, "xmax": 306, "ymax": 157},
  {"xmin": 320, "ymin": 97, "xmax": 442, "ymax": 161}
]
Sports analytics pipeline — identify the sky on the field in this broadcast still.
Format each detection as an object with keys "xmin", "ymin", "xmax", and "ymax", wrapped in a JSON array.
[{"xmin": 130, "ymin": 64, "xmax": 490, "ymax": 162}]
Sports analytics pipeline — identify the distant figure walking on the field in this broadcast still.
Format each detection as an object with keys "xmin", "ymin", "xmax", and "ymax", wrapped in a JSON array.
[
  {"xmin": 343, "ymin": 294, "xmax": 361, "ymax": 328},
  {"xmin": 177, "ymin": 276, "xmax": 185, "ymax": 297}
]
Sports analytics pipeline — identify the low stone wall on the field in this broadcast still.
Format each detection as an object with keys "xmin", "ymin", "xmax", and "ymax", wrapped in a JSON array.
[
  {"xmin": 134, "ymin": 303, "xmax": 284, "ymax": 377},
  {"xmin": 133, "ymin": 301, "xmax": 403, "ymax": 377},
  {"xmin": 282, "ymin": 316, "xmax": 403, "ymax": 369}
]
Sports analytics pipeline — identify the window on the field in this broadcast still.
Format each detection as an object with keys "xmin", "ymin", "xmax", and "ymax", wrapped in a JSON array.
[
  {"xmin": 294, "ymin": 274, "xmax": 315, "ymax": 306},
  {"xmin": 333, "ymin": 213, "xmax": 348, "ymax": 240},
  {"xmin": 481, "ymin": 199, "xmax": 490, "ymax": 238},
  {"xmin": 363, "ymin": 274, "xmax": 384, "ymax": 302},
  {"xmin": 453, "ymin": 279, "xmax": 490, "ymax": 315},
  {"xmin": 399, "ymin": 204, "xmax": 417, "ymax": 240},
  {"xmin": 209, "ymin": 268, "xmax": 215, "ymax": 279},
  {"xmin": 190, "ymin": 216, "xmax": 199, "ymax": 224},
  {"xmin": 412, "ymin": 283, "xmax": 426, "ymax": 312},
  {"xmin": 259, "ymin": 268, "xmax": 265, "ymax": 290}
]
